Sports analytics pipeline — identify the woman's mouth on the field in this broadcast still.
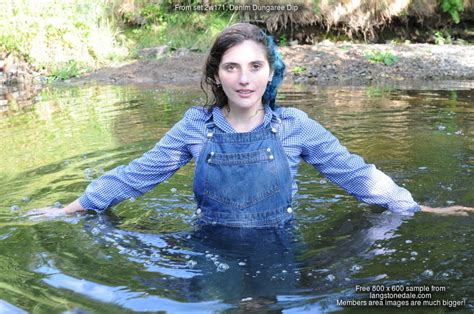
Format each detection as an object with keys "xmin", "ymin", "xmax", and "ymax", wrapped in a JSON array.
[{"xmin": 236, "ymin": 89, "xmax": 254, "ymax": 98}]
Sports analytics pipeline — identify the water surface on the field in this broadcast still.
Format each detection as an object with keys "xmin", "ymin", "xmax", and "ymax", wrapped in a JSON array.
[{"xmin": 0, "ymin": 81, "xmax": 472, "ymax": 313}]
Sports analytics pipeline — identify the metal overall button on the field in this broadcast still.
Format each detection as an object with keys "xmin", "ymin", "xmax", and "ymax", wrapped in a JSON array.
[
  {"xmin": 196, "ymin": 208, "xmax": 202, "ymax": 215},
  {"xmin": 266, "ymin": 147, "xmax": 274, "ymax": 160},
  {"xmin": 287, "ymin": 207, "xmax": 293, "ymax": 214},
  {"xmin": 207, "ymin": 132, "xmax": 213, "ymax": 138},
  {"xmin": 207, "ymin": 151, "xmax": 215, "ymax": 163}
]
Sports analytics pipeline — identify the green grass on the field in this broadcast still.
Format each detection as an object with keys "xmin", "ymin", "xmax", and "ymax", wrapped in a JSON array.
[
  {"xmin": 292, "ymin": 66, "xmax": 307, "ymax": 75},
  {"xmin": 0, "ymin": 1, "xmax": 235, "ymax": 80},
  {"xmin": 49, "ymin": 60, "xmax": 94, "ymax": 81},
  {"xmin": 364, "ymin": 50, "xmax": 400, "ymax": 66},
  {"xmin": 0, "ymin": 0, "xmax": 128, "ymax": 80},
  {"xmin": 125, "ymin": 11, "xmax": 236, "ymax": 56}
]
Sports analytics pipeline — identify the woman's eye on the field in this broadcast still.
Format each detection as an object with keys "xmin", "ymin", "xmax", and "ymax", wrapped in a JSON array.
[
  {"xmin": 252, "ymin": 64, "xmax": 262, "ymax": 70},
  {"xmin": 225, "ymin": 65, "xmax": 236, "ymax": 71}
]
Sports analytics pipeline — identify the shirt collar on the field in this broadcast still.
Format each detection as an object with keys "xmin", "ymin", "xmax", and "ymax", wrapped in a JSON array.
[{"xmin": 211, "ymin": 104, "xmax": 273, "ymax": 133}]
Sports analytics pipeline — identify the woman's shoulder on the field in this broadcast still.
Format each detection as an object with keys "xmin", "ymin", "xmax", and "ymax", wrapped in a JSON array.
[
  {"xmin": 276, "ymin": 106, "xmax": 310, "ymax": 121},
  {"xmin": 183, "ymin": 106, "xmax": 212, "ymax": 123},
  {"xmin": 276, "ymin": 106, "xmax": 327, "ymax": 134}
]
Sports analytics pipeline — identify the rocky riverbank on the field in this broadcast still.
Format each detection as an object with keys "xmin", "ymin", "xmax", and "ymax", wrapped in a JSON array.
[
  {"xmin": 4, "ymin": 42, "xmax": 472, "ymax": 115},
  {"xmin": 69, "ymin": 42, "xmax": 474, "ymax": 86},
  {"xmin": 2, "ymin": 42, "xmax": 473, "ymax": 90},
  {"xmin": 280, "ymin": 42, "xmax": 474, "ymax": 85},
  {"xmin": 0, "ymin": 53, "xmax": 46, "ymax": 114},
  {"xmin": 0, "ymin": 53, "xmax": 45, "ymax": 86}
]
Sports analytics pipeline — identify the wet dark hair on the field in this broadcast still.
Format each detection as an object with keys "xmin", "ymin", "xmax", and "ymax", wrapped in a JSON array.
[{"xmin": 201, "ymin": 23, "xmax": 285, "ymax": 111}]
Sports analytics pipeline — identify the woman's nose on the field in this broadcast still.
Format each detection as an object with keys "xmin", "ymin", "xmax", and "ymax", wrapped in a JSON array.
[{"xmin": 239, "ymin": 70, "xmax": 249, "ymax": 85}]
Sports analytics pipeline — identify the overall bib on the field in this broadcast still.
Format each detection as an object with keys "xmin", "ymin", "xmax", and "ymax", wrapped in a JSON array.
[{"xmin": 193, "ymin": 109, "xmax": 293, "ymax": 228}]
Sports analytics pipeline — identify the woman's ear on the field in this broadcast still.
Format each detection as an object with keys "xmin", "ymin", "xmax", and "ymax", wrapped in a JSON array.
[
  {"xmin": 268, "ymin": 71, "xmax": 274, "ymax": 82},
  {"xmin": 214, "ymin": 75, "xmax": 220, "ymax": 85}
]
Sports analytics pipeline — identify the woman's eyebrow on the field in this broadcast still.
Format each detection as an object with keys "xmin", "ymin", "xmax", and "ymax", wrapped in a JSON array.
[
  {"xmin": 221, "ymin": 62, "xmax": 239, "ymax": 67},
  {"xmin": 221, "ymin": 60, "xmax": 266, "ymax": 66}
]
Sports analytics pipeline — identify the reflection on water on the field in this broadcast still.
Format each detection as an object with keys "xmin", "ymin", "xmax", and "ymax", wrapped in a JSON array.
[
  {"xmin": 0, "ymin": 82, "xmax": 472, "ymax": 312},
  {"xmin": 28, "ymin": 211, "xmax": 409, "ymax": 312}
]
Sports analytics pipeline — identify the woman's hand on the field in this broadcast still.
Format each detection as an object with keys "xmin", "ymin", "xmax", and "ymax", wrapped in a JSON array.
[
  {"xmin": 420, "ymin": 205, "xmax": 474, "ymax": 216},
  {"xmin": 24, "ymin": 199, "xmax": 86, "ymax": 219},
  {"xmin": 25, "ymin": 206, "xmax": 76, "ymax": 218}
]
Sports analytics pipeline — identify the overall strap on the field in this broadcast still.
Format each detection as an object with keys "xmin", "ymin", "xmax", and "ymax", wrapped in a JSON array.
[
  {"xmin": 269, "ymin": 106, "xmax": 282, "ymax": 134},
  {"xmin": 204, "ymin": 115, "xmax": 217, "ymax": 139}
]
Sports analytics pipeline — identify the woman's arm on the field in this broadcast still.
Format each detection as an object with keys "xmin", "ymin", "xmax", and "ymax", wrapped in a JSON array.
[
  {"xmin": 78, "ymin": 114, "xmax": 192, "ymax": 211},
  {"xmin": 295, "ymin": 109, "xmax": 472, "ymax": 216},
  {"xmin": 420, "ymin": 205, "xmax": 474, "ymax": 216},
  {"xmin": 296, "ymin": 109, "xmax": 419, "ymax": 214},
  {"xmin": 27, "ymin": 109, "xmax": 195, "ymax": 217}
]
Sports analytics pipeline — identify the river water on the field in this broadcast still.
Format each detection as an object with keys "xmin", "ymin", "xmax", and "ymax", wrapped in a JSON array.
[{"xmin": 0, "ymin": 82, "xmax": 472, "ymax": 313}]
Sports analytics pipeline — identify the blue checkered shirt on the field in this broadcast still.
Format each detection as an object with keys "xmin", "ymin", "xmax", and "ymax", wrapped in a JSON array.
[{"xmin": 79, "ymin": 105, "xmax": 421, "ymax": 215}]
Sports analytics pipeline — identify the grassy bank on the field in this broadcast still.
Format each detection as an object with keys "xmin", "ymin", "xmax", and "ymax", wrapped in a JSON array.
[
  {"xmin": 121, "ymin": 3, "xmax": 235, "ymax": 57},
  {"xmin": 0, "ymin": 0, "xmax": 233, "ymax": 80},
  {"xmin": 0, "ymin": 0, "xmax": 129, "ymax": 80},
  {"xmin": 1, "ymin": 1, "xmax": 472, "ymax": 81}
]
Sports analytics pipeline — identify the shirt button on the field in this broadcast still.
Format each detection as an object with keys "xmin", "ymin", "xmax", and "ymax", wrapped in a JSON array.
[
  {"xmin": 266, "ymin": 148, "xmax": 271, "ymax": 152},
  {"xmin": 287, "ymin": 207, "xmax": 293, "ymax": 214},
  {"xmin": 271, "ymin": 127, "xmax": 277, "ymax": 133},
  {"xmin": 269, "ymin": 155, "xmax": 274, "ymax": 160},
  {"xmin": 196, "ymin": 208, "xmax": 202, "ymax": 214}
]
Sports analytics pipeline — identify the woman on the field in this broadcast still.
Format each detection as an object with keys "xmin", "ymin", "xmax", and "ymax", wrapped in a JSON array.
[{"xmin": 29, "ymin": 23, "xmax": 473, "ymax": 223}]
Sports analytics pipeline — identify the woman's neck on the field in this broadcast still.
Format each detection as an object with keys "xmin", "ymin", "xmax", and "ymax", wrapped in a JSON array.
[{"xmin": 223, "ymin": 104, "xmax": 265, "ymax": 133}]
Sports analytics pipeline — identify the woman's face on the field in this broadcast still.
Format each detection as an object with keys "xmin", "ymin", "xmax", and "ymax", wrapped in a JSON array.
[{"xmin": 216, "ymin": 40, "xmax": 272, "ymax": 111}]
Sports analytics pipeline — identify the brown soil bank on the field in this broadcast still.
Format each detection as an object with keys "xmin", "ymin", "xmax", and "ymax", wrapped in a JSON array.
[{"xmin": 73, "ymin": 43, "xmax": 474, "ymax": 86}]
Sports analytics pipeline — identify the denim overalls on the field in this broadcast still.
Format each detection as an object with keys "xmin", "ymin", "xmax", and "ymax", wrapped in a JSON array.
[{"xmin": 193, "ymin": 108, "xmax": 293, "ymax": 228}]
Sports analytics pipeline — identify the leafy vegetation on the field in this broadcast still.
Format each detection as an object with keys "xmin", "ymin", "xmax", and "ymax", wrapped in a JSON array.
[
  {"xmin": 364, "ymin": 50, "xmax": 400, "ymax": 66},
  {"xmin": 440, "ymin": 0, "xmax": 464, "ymax": 24},
  {"xmin": 49, "ymin": 60, "xmax": 93, "ymax": 81},
  {"xmin": 0, "ymin": 1, "xmax": 236, "ymax": 80},
  {"xmin": 292, "ymin": 66, "xmax": 307, "ymax": 75},
  {"xmin": 434, "ymin": 31, "xmax": 453, "ymax": 44},
  {"xmin": 0, "ymin": 0, "xmax": 129, "ymax": 80},
  {"xmin": 1, "ymin": 0, "xmax": 472, "ymax": 81},
  {"xmin": 125, "ymin": 10, "xmax": 235, "ymax": 56}
]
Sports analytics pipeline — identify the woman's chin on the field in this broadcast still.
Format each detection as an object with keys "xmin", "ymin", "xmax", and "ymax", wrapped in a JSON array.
[{"xmin": 228, "ymin": 99, "xmax": 262, "ymax": 110}]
